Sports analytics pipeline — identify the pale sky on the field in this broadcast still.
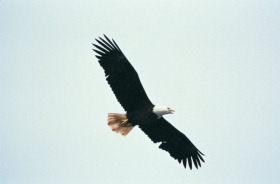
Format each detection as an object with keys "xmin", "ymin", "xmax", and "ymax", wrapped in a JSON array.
[{"xmin": 1, "ymin": 1, "xmax": 280, "ymax": 183}]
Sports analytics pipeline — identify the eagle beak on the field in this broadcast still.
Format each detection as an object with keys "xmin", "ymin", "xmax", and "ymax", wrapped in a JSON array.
[{"xmin": 169, "ymin": 109, "xmax": 175, "ymax": 114}]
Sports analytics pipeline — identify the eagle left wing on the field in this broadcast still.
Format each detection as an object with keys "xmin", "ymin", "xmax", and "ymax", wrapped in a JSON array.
[
  {"xmin": 139, "ymin": 117, "xmax": 205, "ymax": 169},
  {"xmin": 92, "ymin": 35, "xmax": 153, "ymax": 112}
]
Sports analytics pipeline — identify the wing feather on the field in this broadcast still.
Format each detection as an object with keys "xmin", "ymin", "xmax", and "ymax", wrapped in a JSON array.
[
  {"xmin": 139, "ymin": 117, "xmax": 205, "ymax": 169},
  {"xmin": 112, "ymin": 39, "xmax": 122, "ymax": 51},
  {"xmin": 95, "ymin": 39, "xmax": 112, "ymax": 51},
  {"xmin": 98, "ymin": 37, "xmax": 115, "ymax": 50},
  {"xmin": 104, "ymin": 34, "xmax": 119, "ymax": 50},
  {"xmin": 92, "ymin": 44, "xmax": 109, "ymax": 53}
]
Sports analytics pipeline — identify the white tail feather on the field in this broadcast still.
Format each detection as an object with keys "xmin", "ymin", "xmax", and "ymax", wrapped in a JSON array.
[{"xmin": 107, "ymin": 113, "xmax": 135, "ymax": 136}]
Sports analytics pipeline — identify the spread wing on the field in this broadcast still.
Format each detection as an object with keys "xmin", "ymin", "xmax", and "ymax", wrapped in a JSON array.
[
  {"xmin": 93, "ymin": 35, "xmax": 153, "ymax": 112},
  {"xmin": 139, "ymin": 117, "xmax": 205, "ymax": 169}
]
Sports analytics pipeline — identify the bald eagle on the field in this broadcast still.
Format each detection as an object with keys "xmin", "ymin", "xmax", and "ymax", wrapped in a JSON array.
[{"xmin": 92, "ymin": 35, "xmax": 205, "ymax": 169}]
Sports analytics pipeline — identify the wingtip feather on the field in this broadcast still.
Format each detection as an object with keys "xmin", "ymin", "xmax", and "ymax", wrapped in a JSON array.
[
  {"xmin": 188, "ymin": 157, "xmax": 192, "ymax": 170},
  {"xmin": 192, "ymin": 156, "xmax": 198, "ymax": 169},
  {"xmin": 183, "ymin": 159, "xmax": 187, "ymax": 168}
]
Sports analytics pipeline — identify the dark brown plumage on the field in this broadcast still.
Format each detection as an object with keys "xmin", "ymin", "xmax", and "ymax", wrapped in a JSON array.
[{"xmin": 93, "ymin": 35, "xmax": 205, "ymax": 169}]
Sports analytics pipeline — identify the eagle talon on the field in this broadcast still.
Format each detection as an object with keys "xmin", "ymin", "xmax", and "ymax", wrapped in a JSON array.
[{"xmin": 121, "ymin": 119, "xmax": 128, "ymax": 125}]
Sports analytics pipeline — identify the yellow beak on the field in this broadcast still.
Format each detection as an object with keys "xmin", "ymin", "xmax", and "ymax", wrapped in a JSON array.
[{"xmin": 169, "ymin": 109, "xmax": 175, "ymax": 114}]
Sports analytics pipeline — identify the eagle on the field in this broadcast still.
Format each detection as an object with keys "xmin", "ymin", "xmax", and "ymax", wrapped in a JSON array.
[{"xmin": 92, "ymin": 35, "xmax": 205, "ymax": 169}]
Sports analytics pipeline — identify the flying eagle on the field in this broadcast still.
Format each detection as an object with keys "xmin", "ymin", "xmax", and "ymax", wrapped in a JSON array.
[{"xmin": 92, "ymin": 35, "xmax": 205, "ymax": 169}]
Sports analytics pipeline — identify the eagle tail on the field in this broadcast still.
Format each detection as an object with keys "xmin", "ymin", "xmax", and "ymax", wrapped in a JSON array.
[{"xmin": 107, "ymin": 113, "xmax": 135, "ymax": 136}]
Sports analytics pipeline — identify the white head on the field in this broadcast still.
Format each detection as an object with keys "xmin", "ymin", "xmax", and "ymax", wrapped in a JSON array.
[{"xmin": 153, "ymin": 105, "xmax": 175, "ymax": 118}]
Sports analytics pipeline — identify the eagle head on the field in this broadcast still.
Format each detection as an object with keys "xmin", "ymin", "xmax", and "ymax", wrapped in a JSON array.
[{"xmin": 153, "ymin": 105, "xmax": 175, "ymax": 118}]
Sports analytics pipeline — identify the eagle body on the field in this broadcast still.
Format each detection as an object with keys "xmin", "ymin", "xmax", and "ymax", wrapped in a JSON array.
[
  {"xmin": 93, "ymin": 35, "xmax": 205, "ymax": 170},
  {"xmin": 126, "ymin": 105, "xmax": 157, "ymax": 126}
]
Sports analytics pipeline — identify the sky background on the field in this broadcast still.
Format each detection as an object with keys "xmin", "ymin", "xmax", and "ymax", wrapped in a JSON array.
[{"xmin": 1, "ymin": 0, "xmax": 280, "ymax": 183}]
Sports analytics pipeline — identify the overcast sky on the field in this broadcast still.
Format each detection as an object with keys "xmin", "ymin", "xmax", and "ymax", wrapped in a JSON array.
[{"xmin": 1, "ymin": 0, "xmax": 280, "ymax": 183}]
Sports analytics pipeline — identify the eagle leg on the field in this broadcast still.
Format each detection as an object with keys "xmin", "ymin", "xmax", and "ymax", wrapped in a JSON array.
[{"xmin": 121, "ymin": 119, "xmax": 129, "ymax": 125}]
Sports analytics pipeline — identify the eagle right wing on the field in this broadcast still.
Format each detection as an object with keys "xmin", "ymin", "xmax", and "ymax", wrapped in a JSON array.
[
  {"xmin": 93, "ymin": 35, "xmax": 153, "ymax": 112},
  {"xmin": 139, "ymin": 117, "xmax": 205, "ymax": 169}
]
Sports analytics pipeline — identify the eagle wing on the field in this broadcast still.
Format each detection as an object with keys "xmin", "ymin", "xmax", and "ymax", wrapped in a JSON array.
[
  {"xmin": 139, "ymin": 117, "xmax": 205, "ymax": 169},
  {"xmin": 93, "ymin": 35, "xmax": 153, "ymax": 112}
]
